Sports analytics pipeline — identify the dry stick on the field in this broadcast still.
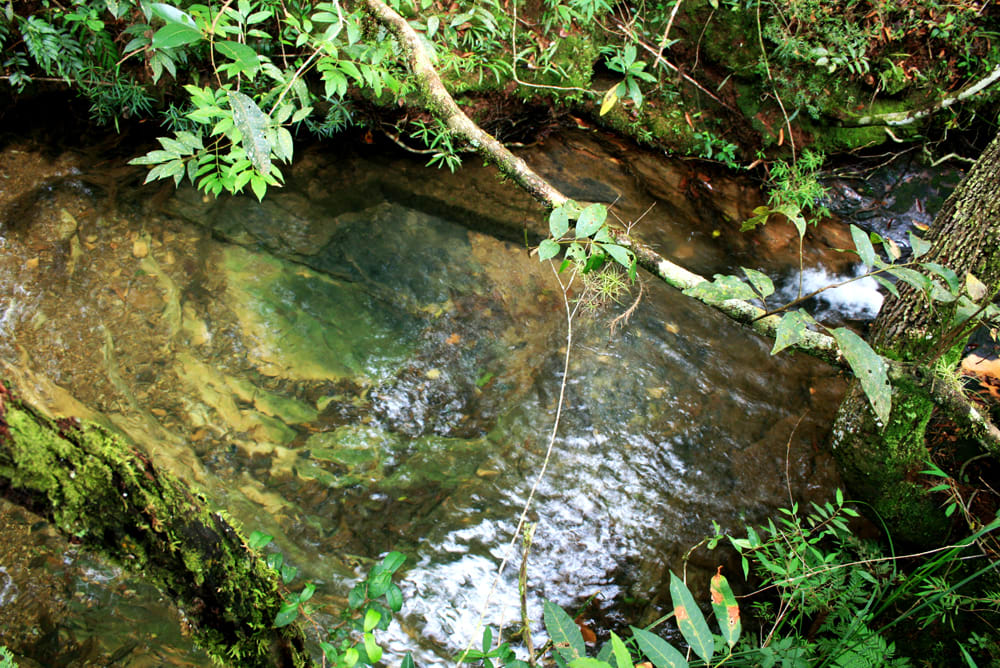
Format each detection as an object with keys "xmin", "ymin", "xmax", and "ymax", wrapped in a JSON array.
[
  {"xmin": 460, "ymin": 262, "xmax": 581, "ymax": 664},
  {"xmin": 755, "ymin": 1, "xmax": 795, "ymax": 163}
]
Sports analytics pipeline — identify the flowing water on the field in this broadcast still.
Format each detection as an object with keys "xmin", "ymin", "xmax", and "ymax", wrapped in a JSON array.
[{"xmin": 0, "ymin": 129, "xmax": 874, "ymax": 666}]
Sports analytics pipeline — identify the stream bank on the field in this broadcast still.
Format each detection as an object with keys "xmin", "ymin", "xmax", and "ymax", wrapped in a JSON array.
[{"xmin": 0, "ymin": 118, "xmax": 915, "ymax": 665}]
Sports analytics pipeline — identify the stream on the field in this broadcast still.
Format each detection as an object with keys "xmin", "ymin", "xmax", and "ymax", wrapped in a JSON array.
[{"xmin": 0, "ymin": 127, "xmax": 960, "ymax": 666}]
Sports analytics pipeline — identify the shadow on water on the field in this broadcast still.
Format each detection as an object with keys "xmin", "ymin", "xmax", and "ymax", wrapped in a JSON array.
[{"xmin": 0, "ymin": 126, "xmax": 865, "ymax": 665}]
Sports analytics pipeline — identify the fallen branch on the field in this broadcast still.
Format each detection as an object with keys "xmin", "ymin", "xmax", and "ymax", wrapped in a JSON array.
[
  {"xmin": 850, "ymin": 63, "xmax": 1000, "ymax": 127},
  {"xmin": 360, "ymin": 0, "xmax": 1000, "ymax": 456}
]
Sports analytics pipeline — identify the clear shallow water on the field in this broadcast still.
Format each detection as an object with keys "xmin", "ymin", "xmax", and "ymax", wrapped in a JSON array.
[{"xmin": 0, "ymin": 139, "xmax": 846, "ymax": 665}]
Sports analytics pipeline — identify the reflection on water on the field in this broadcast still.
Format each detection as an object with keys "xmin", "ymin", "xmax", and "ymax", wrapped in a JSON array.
[{"xmin": 0, "ymin": 140, "xmax": 845, "ymax": 665}]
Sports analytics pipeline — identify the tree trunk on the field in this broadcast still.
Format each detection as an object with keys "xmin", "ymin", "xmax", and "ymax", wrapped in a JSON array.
[
  {"xmin": 832, "ymin": 133, "xmax": 1000, "ymax": 543},
  {"xmin": 0, "ymin": 378, "xmax": 311, "ymax": 667}
]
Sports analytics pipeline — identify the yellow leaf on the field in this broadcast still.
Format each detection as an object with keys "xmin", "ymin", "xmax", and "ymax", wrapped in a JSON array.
[
  {"xmin": 966, "ymin": 272, "xmax": 988, "ymax": 301},
  {"xmin": 600, "ymin": 85, "xmax": 619, "ymax": 116}
]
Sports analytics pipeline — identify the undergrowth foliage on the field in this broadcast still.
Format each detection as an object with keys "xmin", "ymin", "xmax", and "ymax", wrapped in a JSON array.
[{"xmin": 242, "ymin": 487, "xmax": 999, "ymax": 668}]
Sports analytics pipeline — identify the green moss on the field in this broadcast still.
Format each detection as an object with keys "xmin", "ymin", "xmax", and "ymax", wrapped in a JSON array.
[{"xmin": 1, "ymin": 393, "xmax": 309, "ymax": 667}]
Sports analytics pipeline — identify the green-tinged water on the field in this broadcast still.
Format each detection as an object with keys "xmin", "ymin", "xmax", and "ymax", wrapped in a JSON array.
[{"xmin": 0, "ymin": 136, "xmax": 849, "ymax": 666}]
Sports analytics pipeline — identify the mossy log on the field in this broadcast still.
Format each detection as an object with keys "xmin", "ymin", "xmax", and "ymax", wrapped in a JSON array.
[
  {"xmin": 0, "ymin": 378, "xmax": 311, "ymax": 667},
  {"xmin": 832, "ymin": 132, "xmax": 1000, "ymax": 543}
]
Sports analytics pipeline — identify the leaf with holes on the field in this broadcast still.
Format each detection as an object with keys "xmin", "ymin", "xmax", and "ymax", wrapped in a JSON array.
[
  {"xmin": 710, "ymin": 568, "xmax": 741, "ymax": 648},
  {"xmin": 544, "ymin": 601, "xmax": 585, "ymax": 664},
  {"xmin": 742, "ymin": 267, "xmax": 774, "ymax": 298},
  {"xmin": 216, "ymin": 40, "xmax": 259, "ymax": 77},
  {"xmin": 669, "ymin": 572, "xmax": 714, "ymax": 663},
  {"xmin": 771, "ymin": 309, "xmax": 816, "ymax": 355},
  {"xmin": 831, "ymin": 327, "xmax": 891, "ymax": 424},
  {"xmin": 684, "ymin": 274, "xmax": 758, "ymax": 303},
  {"xmin": 575, "ymin": 203, "xmax": 608, "ymax": 238},
  {"xmin": 550, "ymin": 206, "xmax": 570, "ymax": 238},
  {"xmin": 228, "ymin": 89, "xmax": 272, "ymax": 175}
]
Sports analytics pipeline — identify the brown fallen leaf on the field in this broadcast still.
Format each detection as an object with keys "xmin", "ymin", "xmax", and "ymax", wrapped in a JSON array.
[{"xmin": 445, "ymin": 332, "xmax": 461, "ymax": 345}]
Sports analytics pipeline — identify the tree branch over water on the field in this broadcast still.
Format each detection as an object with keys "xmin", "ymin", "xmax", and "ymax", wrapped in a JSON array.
[{"xmin": 361, "ymin": 0, "xmax": 1000, "ymax": 456}]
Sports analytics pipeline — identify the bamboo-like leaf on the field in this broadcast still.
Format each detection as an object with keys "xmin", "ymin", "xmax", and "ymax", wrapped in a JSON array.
[
  {"xmin": 831, "ymin": 327, "xmax": 891, "ymax": 424},
  {"xmin": 921, "ymin": 262, "xmax": 960, "ymax": 293},
  {"xmin": 544, "ymin": 601, "xmax": 585, "ymax": 663},
  {"xmin": 850, "ymin": 224, "xmax": 876, "ymax": 268},
  {"xmin": 227, "ymin": 89, "xmax": 272, "ymax": 175},
  {"xmin": 610, "ymin": 632, "xmax": 633, "ymax": 668},
  {"xmin": 669, "ymin": 572, "xmax": 714, "ymax": 663},
  {"xmin": 908, "ymin": 230, "xmax": 932, "ymax": 258},
  {"xmin": 153, "ymin": 22, "xmax": 202, "ymax": 48},
  {"xmin": 710, "ymin": 567, "xmax": 741, "ymax": 648},
  {"xmin": 887, "ymin": 266, "xmax": 931, "ymax": 296},
  {"xmin": 631, "ymin": 628, "xmax": 688, "ymax": 668},
  {"xmin": 600, "ymin": 84, "xmax": 620, "ymax": 116},
  {"xmin": 771, "ymin": 309, "xmax": 815, "ymax": 355}
]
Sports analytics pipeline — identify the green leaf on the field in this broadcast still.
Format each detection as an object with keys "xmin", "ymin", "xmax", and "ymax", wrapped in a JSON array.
[
  {"xmin": 247, "ymin": 530, "xmax": 273, "ymax": 549},
  {"xmin": 771, "ymin": 309, "xmax": 815, "ymax": 355},
  {"xmin": 300, "ymin": 582, "xmax": 316, "ymax": 602},
  {"xmin": 280, "ymin": 563, "xmax": 298, "ymax": 584},
  {"xmin": 274, "ymin": 601, "xmax": 299, "ymax": 627},
  {"xmin": 482, "ymin": 626, "xmax": 492, "ymax": 653},
  {"xmin": 908, "ymin": 230, "xmax": 931, "ymax": 259},
  {"xmin": 215, "ymin": 40, "xmax": 259, "ymax": 77},
  {"xmin": 742, "ymin": 267, "xmax": 775, "ymax": 298},
  {"xmin": 601, "ymin": 243, "xmax": 634, "ymax": 269},
  {"xmin": 921, "ymin": 262, "xmax": 960, "ymax": 293},
  {"xmin": 382, "ymin": 551, "xmax": 405, "ymax": 572},
  {"xmin": 364, "ymin": 608, "xmax": 382, "ymax": 632},
  {"xmin": 364, "ymin": 632, "xmax": 383, "ymax": 663},
  {"xmin": 575, "ymin": 203, "xmax": 608, "ymax": 238},
  {"xmin": 539, "ymin": 239, "xmax": 562, "ymax": 261},
  {"xmin": 570, "ymin": 660, "xmax": 613, "ymax": 668},
  {"xmin": 544, "ymin": 601, "xmax": 586, "ymax": 663},
  {"xmin": 850, "ymin": 224, "xmax": 876, "ymax": 268},
  {"xmin": 550, "ymin": 206, "xmax": 570, "ymax": 238},
  {"xmin": 669, "ymin": 572, "xmax": 714, "ymax": 663},
  {"xmin": 150, "ymin": 3, "xmax": 196, "ymax": 26},
  {"xmin": 228, "ymin": 89, "xmax": 272, "ymax": 175},
  {"xmin": 153, "ymin": 22, "xmax": 202, "ymax": 48},
  {"xmin": 710, "ymin": 569, "xmax": 741, "ymax": 648},
  {"xmin": 872, "ymin": 275, "xmax": 899, "ymax": 298},
  {"xmin": 386, "ymin": 583, "xmax": 403, "ymax": 611},
  {"xmin": 886, "ymin": 266, "xmax": 931, "ymax": 296},
  {"xmin": 831, "ymin": 327, "xmax": 891, "ymax": 424},
  {"xmin": 401, "ymin": 652, "xmax": 415, "ymax": 668},
  {"xmin": 632, "ymin": 627, "xmax": 688, "ymax": 668},
  {"xmin": 610, "ymin": 632, "xmax": 633, "ymax": 668}
]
